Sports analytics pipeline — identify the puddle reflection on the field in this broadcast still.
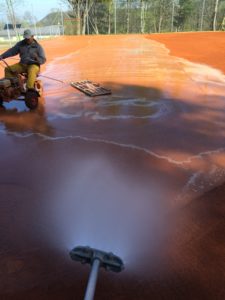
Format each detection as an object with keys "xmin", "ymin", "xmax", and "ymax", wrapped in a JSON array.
[{"xmin": 0, "ymin": 98, "xmax": 54, "ymax": 136}]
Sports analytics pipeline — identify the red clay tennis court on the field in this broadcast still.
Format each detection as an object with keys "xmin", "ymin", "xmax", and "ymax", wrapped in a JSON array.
[{"xmin": 0, "ymin": 32, "xmax": 225, "ymax": 300}]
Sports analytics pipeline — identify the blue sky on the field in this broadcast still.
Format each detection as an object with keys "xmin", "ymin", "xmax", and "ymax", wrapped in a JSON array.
[{"xmin": 12, "ymin": 0, "xmax": 68, "ymax": 21}]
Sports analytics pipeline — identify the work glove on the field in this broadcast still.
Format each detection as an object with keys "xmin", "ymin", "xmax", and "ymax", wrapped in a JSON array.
[
  {"xmin": 31, "ymin": 53, "xmax": 39, "ymax": 61},
  {"xmin": 30, "ymin": 53, "xmax": 41, "ymax": 64}
]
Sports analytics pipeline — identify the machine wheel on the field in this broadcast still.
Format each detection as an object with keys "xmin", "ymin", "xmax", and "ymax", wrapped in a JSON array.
[
  {"xmin": 35, "ymin": 80, "xmax": 43, "ymax": 97},
  {"xmin": 25, "ymin": 90, "xmax": 39, "ymax": 110}
]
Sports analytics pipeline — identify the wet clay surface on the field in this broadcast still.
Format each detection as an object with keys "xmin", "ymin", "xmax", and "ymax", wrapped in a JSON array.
[
  {"xmin": 0, "ymin": 34, "xmax": 225, "ymax": 299},
  {"xmin": 148, "ymin": 32, "xmax": 225, "ymax": 74}
]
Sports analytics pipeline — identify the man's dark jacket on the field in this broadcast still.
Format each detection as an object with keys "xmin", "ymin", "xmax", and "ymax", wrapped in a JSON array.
[{"xmin": 1, "ymin": 39, "xmax": 46, "ymax": 66}]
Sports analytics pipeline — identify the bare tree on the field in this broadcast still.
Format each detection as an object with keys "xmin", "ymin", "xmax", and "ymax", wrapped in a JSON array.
[
  {"xmin": 23, "ymin": 11, "xmax": 33, "ymax": 25},
  {"xmin": 65, "ymin": 0, "xmax": 82, "ymax": 34},
  {"xmin": 5, "ymin": 0, "xmax": 19, "ymax": 38},
  {"xmin": 140, "ymin": 0, "xmax": 148, "ymax": 33},
  {"xmin": 171, "ymin": 0, "xmax": 175, "ymax": 31},
  {"xmin": 157, "ymin": 0, "xmax": 170, "ymax": 33},
  {"xmin": 89, "ymin": 2, "xmax": 99, "ymax": 34},
  {"xmin": 222, "ymin": 15, "xmax": 225, "ymax": 30},
  {"xmin": 212, "ymin": 0, "xmax": 220, "ymax": 30},
  {"xmin": 126, "ymin": 0, "xmax": 130, "ymax": 33},
  {"xmin": 114, "ymin": 0, "xmax": 117, "ymax": 34},
  {"xmin": 107, "ymin": 1, "xmax": 113, "ymax": 34},
  {"xmin": 200, "ymin": 0, "xmax": 206, "ymax": 31}
]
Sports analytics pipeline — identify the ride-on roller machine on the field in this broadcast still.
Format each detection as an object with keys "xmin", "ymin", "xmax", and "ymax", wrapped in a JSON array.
[
  {"xmin": 70, "ymin": 246, "xmax": 124, "ymax": 300},
  {"xmin": 0, "ymin": 59, "xmax": 42, "ymax": 110},
  {"xmin": 0, "ymin": 57, "xmax": 112, "ymax": 111}
]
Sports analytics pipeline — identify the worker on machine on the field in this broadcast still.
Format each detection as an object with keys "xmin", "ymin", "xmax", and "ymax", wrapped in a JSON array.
[{"xmin": 0, "ymin": 29, "xmax": 46, "ymax": 91}]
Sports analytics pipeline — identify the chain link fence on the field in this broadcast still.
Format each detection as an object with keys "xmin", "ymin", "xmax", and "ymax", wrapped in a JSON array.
[{"xmin": 0, "ymin": 25, "xmax": 64, "ymax": 48}]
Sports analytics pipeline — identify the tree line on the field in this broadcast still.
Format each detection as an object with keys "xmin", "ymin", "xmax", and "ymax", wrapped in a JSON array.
[
  {"xmin": 0, "ymin": 0, "xmax": 224, "ymax": 35},
  {"xmin": 63, "ymin": 0, "xmax": 225, "ymax": 34}
]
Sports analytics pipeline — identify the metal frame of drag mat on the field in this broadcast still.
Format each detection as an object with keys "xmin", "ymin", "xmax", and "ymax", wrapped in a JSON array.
[{"xmin": 70, "ymin": 80, "xmax": 111, "ymax": 97}]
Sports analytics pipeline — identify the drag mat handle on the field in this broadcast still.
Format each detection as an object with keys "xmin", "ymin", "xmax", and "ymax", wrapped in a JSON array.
[
  {"xmin": 38, "ymin": 74, "xmax": 66, "ymax": 84},
  {"xmin": 84, "ymin": 259, "xmax": 101, "ymax": 300}
]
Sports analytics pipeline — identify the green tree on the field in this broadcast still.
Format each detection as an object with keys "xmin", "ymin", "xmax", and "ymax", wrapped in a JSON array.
[
  {"xmin": 62, "ymin": 0, "xmax": 225, "ymax": 34},
  {"xmin": 174, "ymin": 0, "xmax": 194, "ymax": 30}
]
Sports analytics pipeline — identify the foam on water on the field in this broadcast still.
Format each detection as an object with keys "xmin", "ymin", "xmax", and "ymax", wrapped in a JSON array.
[
  {"xmin": 178, "ymin": 164, "xmax": 225, "ymax": 202},
  {"xmin": 44, "ymin": 95, "xmax": 174, "ymax": 121},
  {"xmin": 1, "ymin": 125, "xmax": 225, "ymax": 204}
]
